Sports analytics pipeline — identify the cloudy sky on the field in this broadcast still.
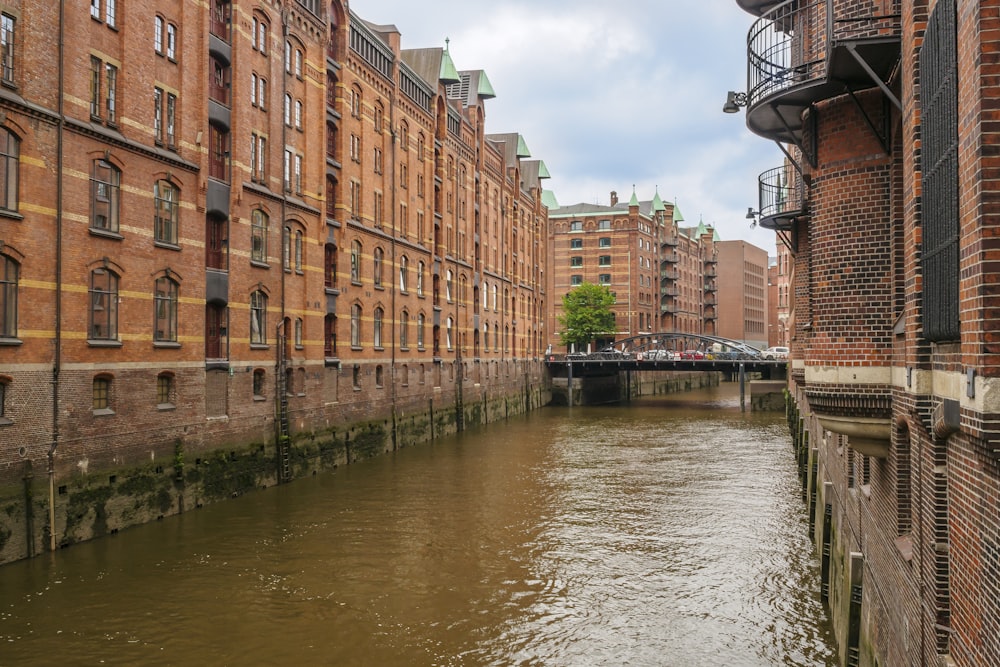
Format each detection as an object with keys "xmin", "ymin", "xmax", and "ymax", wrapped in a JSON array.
[{"xmin": 356, "ymin": 0, "xmax": 780, "ymax": 254}]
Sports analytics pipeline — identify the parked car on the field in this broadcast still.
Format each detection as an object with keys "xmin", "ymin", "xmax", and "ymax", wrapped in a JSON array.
[
  {"xmin": 761, "ymin": 346, "xmax": 789, "ymax": 360},
  {"xmin": 681, "ymin": 349, "xmax": 705, "ymax": 360}
]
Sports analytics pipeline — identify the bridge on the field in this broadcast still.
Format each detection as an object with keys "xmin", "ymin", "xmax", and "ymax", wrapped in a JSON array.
[{"xmin": 545, "ymin": 333, "xmax": 787, "ymax": 379}]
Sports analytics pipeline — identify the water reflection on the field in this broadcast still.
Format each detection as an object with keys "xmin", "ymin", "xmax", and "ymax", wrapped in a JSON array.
[{"xmin": 0, "ymin": 385, "xmax": 835, "ymax": 666}]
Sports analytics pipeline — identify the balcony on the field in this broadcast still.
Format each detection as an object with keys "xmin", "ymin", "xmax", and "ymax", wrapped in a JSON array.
[
  {"xmin": 743, "ymin": 0, "xmax": 901, "ymax": 153},
  {"xmin": 661, "ymin": 250, "xmax": 679, "ymax": 263},
  {"xmin": 705, "ymin": 280, "xmax": 717, "ymax": 293},
  {"xmin": 661, "ymin": 234, "xmax": 678, "ymax": 248},
  {"xmin": 757, "ymin": 163, "xmax": 807, "ymax": 231},
  {"xmin": 660, "ymin": 285, "xmax": 679, "ymax": 297},
  {"xmin": 660, "ymin": 268, "xmax": 679, "ymax": 281}
]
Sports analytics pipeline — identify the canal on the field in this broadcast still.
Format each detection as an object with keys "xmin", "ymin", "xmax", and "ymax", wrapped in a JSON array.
[{"xmin": 0, "ymin": 384, "xmax": 836, "ymax": 666}]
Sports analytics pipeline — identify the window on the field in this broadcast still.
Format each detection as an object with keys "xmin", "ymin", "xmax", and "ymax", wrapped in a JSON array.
[
  {"xmin": 157, "ymin": 373, "xmax": 174, "ymax": 407},
  {"xmin": 374, "ymin": 147, "xmax": 383, "ymax": 174},
  {"xmin": 294, "ymin": 317, "xmax": 303, "ymax": 348},
  {"xmin": 324, "ymin": 314, "xmax": 337, "ymax": 357},
  {"xmin": 374, "ymin": 102, "xmax": 383, "ymax": 133},
  {"xmin": 294, "ymin": 99, "xmax": 302, "ymax": 130},
  {"xmin": 324, "ymin": 243, "xmax": 337, "ymax": 288},
  {"xmin": 446, "ymin": 270, "xmax": 453, "ymax": 302},
  {"xmin": 446, "ymin": 317, "xmax": 453, "ymax": 349},
  {"xmin": 93, "ymin": 376, "xmax": 112, "ymax": 413},
  {"xmin": 351, "ymin": 86, "xmax": 362, "ymax": 119},
  {"xmin": 294, "ymin": 48, "xmax": 303, "ymax": 78},
  {"xmin": 0, "ymin": 253, "xmax": 17, "ymax": 338},
  {"xmin": 373, "ymin": 307, "xmax": 383, "ymax": 348},
  {"xmin": 253, "ymin": 15, "xmax": 268, "ymax": 54},
  {"xmin": 283, "ymin": 148, "xmax": 291, "ymax": 191},
  {"xmin": 105, "ymin": 0, "xmax": 116, "ymax": 27},
  {"xmin": 399, "ymin": 255, "xmax": 408, "ymax": 292},
  {"xmin": 350, "ymin": 180, "xmax": 361, "ymax": 219},
  {"xmin": 208, "ymin": 124, "xmax": 229, "ymax": 181},
  {"xmin": 570, "ymin": 221, "xmax": 582, "ymax": 232},
  {"xmin": 250, "ymin": 290, "xmax": 267, "ymax": 344},
  {"xmin": 283, "ymin": 93, "xmax": 292, "ymax": 126},
  {"xmin": 417, "ymin": 261, "xmax": 424, "ymax": 296},
  {"xmin": 166, "ymin": 23, "xmax": 177, "ymax": 59},
  {"xmin": 350, "ymin": 303, "xmax": 361, "ymax": 347},
  {"xmin": 399, "ymin": 121, "xmax": 408, "ymax": 150},
  {"xmin": 570, "ymin": 275, "xmax": 583, "ymax": 286},
  {"xmin": 417, "ymin": 313, "xmax": 425, "ymax": 348},
  {"xmin": 373, "ymin": 247, "xmax": 383, "ymax": 287},
  {"xmin": 599, "ymin": 237, "xmax": 611, "ymax": 248},
  {"xmin": 350, "ymin": 240, "xmax": 361, "ymax": 283},
  {"xmin": 89, "ymin": 268, "xmax": 119, "ymax": 340},
  {"xmin": 294, "ymin": 231, "xmax": 303, "ymax": 272},
  {"xmin": 294, "ymin": 154, "xmax": 302, "ymax": 193},
  {"xmin": 154, "ymin": 275, "xmax": 178, "ymax": 342},
  {"xmin": 282, "ymin": 226, "xmax": 291, "ymax": 270},
  {"xmin": 400, "ymin": 310, "xmax": 409, "ymax": 348},
  {"xmin": 253, "ymin": 368, "xmax": 265, "ymax": 397},
  {"xmin": 599, "ymin": 274, "xmax": 612, "ymax": 285},
  {"xmin": 154, "ymin": 180, "xmax": 179, "ymax": 245},
  {"xmin": 0, "ymin": 127, "xmax": 18, "ymax": 212},
  {"xmin": 251, "ymin": 209, "xmax": 268, "ymax": 263},
  {"xmin": 570, "ymin": 238, "xmax": 582, "ymax": 249},
  {"xmin": 350, "ymin": 134, "xmax": 361, "ymax": 162},
  {"xmin": 91, "ymin": 0, "xmax": 100, "ymax": 20},
  {"xmin": 570, "ymin": 256, "xmax": 583, "ymax": 267},
  {"xmin": 250, "ymin": 133, "xmax": 266, "ymax": 182},
  {"xmin": 0, "ymin": 14, "xmax": 13, "ymax": 86},
  {"xmin": 599, "ymin": 255, "xmax": 611, "ymax": 266},
  {"xmin": 598, "ymin": 219, "xmax": 611, "ymax": 230}
]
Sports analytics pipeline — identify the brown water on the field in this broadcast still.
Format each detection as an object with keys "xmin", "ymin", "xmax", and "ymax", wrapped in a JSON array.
[{"xmin": 0, "ymin": 384, "xmax": 836, "ymax": 666}]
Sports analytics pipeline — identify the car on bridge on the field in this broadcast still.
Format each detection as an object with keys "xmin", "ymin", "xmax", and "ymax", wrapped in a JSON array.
[
  {"xmin": 681, "ymin": 349, "xmax": 705, "ymax": 360},
  {"xmin": 761, "ymin": 346, "xmax": 789, "ymax": 360}
]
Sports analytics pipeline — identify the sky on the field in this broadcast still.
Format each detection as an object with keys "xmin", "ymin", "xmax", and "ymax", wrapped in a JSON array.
[{"xmin": 356, "ymin": 0, "xmax": 781, "ymax": 255}]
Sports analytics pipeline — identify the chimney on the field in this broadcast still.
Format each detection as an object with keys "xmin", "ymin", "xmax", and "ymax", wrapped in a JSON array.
[{"xmin": 610, "ymin": 190, "xmax": 618, "ymax": 206}]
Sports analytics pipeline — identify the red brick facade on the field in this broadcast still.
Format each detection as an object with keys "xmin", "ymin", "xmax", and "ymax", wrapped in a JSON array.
[
  {"xmin": 0, "ymin": 0, "xmax": 549, "ymax": 564},
  {"xmin": 736, "ymin": 0, "xmax": 1000, "ymax": 664}
]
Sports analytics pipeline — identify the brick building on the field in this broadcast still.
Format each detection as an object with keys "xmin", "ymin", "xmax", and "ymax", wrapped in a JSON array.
[
  {"xmin": 0, "ymin": 0, "xmax": 549, "ymax": 564},
  {"xmin": 767, "ymin": 240, "xmax": 792, "ymax": 349},
  {"xmin": 715, "ymin": 239, "xmax": 769, "ymax": 349},
  {"xmin": 732, "ymin": 0, "xmax": 1000, "ymax": 664},
  {"xmin": 546, "ymin": 189, "xmax": 721, "ymax": 352}
]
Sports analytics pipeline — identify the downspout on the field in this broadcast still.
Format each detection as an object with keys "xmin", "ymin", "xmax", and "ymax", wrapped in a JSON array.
[
  {"xmin": 388, "ymin": 87, "xmax": 398, "ymax": 448},
  {"xmin": 48, "ymin": 0, "xmax": 67, "ymax": 554},
  {"xmin": 276, "ymin": 10, "xmax": 290, "ymax": 439}
]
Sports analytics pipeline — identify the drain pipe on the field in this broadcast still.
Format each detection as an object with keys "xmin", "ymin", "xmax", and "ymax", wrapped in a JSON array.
[{"xmin": 48, "ymin": 0, "xmax": 67, "ymax": 554}]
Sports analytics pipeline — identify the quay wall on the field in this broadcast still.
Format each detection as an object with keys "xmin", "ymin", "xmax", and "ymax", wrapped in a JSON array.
[{"xmin": 0, "ymin": 360, "xmax": 551, "ymax": 566}]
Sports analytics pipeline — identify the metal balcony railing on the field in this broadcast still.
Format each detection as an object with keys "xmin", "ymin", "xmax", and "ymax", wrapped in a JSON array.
[
  {"xmin": 758, "ymin": 163, "xmax": 806, "ymax": 230},
  {"xmin": 745, "ymin": 0, "xmax": 901, "ymax": 146}
]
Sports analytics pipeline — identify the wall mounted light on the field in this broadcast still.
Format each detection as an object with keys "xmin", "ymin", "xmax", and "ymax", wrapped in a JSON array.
[{"xmin": 723, "ymin": 91, "xmax": 748, "ymax": 114}]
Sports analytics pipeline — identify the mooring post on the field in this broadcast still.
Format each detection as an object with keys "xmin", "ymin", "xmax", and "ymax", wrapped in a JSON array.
[{"xmin": 739, "ymin": 362, "xmax": 746, "ymax": 412}]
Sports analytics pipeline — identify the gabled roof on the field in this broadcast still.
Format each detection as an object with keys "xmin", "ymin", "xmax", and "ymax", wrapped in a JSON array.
[
  {"xmin": 485, "ymin": 132, "xmax": 531, "ymax": 168},
  {"xmin": 542, "ymin": 189, "xmax": 560, "ymax": 210}
]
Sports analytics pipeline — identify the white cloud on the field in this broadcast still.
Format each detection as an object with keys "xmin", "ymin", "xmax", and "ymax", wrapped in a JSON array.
[{"xmin": 358, "ymin": 0, "xmax": 781, "ymax": 253}]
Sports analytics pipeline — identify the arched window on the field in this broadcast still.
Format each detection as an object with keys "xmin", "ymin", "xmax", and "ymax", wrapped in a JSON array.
[
  {"xmin": 324, "ymin": 243, "xmax": 337, "ymax": 288},
  {"xmin": 351, "ymin": 303, "xmax": 361, "ymax": 347},
  {"xmin": 91, "ymin": 159, "xmax": 121, "ymax": 233},
  {"xmin": 153, "ymin": 179, "xmax": 179, "ymax": 245},
  {"xmin": 399, "ymin": 309, "xmax": 409, "ymax": 348},
  {"xmin": 0, "ymin": 252, "xmax": 18, "ymax": 338},
  {"xmin": 373, "ymin": 307, "xmax": 383, "ymax": 348},
  {"xmin": 399, "ymin": 255, "xmax": 408, "ymax": 292},
  {"xmin": 89, "ymin": 267, "xmax": 119, "ymax": 340},
  {"xmin": 351, "ymin": 85, "xmax": 362, "ymax": 119},
  {"xmin": 252, "ymin": 368, "xmax": 266, "ymax": 397},
  {"xmin": 417, "ymin": 313, "xmax": 425, "ymax": 349},
  {"xmin": 373, "ymin": 247, "xmax": 383, "ymax": 287},
  {"xmin": 446, "ymin": 317, "xmax": 453, "ymax": 349},
  {"xmin": 446, "ymin": 269, "xmax": 453, "ymax": 301},
  {"xmin": 294, "ymin": 317, "xmax": 303, "ymax": 348},
  {"xmin": 375, "ymin": 364, "xmax": 384, "ymax": 387},
  {"xmin": 93, "ymin": 374, "xmax": 113, "ymax": 413},
  {"xmin": 154, "ymin": 274, "xmax": 179, "ymax": 342},
  {"xmin": 250, "ymin": 289, "xmax": 267, "ymax": 344},
  {"xmin": 350, "ymin": 240, "xmax": 362, "ymax": 283},
  {"xmin": 417, "ymin": 261, "xmax": 425, "ymax": 296},
  {"xmin": 0, "ymin": 127, "xmax": 20, "ymax": 212},
  {"xmin": 156, "ymin": 372, "xmax": 175, "ymax": 408},
  {"xmin": 251, "ymin": 209, "xmax": 269, "ymax": 263},
  {"xmin": 294, "ymin": 230, "xmax": 303, "ymax": 272}
]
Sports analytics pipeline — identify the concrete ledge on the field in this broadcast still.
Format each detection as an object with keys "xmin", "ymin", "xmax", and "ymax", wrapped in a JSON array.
[{"xmin": 751, "ymin": 380, "xmax": 787, "ymax": 411}]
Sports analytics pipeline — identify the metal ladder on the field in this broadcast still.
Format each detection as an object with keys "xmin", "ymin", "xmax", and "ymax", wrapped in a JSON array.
[{"xmin": 276, "ymin": 334, "xmax": 291, "ymax": 483}]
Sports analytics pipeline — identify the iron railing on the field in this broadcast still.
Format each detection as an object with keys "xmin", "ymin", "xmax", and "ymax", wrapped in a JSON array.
[
  {"xmin": 747, "ymin": 0, "xmax": 901, "ymax": 108},
  {"xmin": 758, "ymin": 163, "xmax": 806, "ymax": 223}
]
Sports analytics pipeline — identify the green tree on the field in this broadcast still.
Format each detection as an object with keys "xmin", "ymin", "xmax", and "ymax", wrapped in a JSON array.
[{"xmin": 558, "ymin": 282, "xmax": 616, "ymax": 350}]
